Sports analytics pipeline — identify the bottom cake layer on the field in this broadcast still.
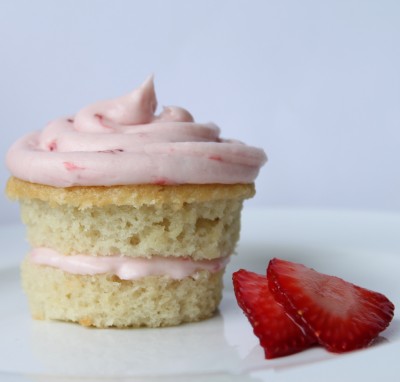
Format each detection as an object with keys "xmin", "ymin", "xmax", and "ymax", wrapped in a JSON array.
[{"xmin": 21, "ymin": 258, "xmax": 224, "ymax": 328}]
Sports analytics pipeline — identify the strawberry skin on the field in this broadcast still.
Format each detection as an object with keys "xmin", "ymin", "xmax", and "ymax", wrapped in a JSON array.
[
  {"xmin": 233, "ymin": 269, "xmax": 316, "ymax": 359},
  {"xmin": 267, "ymin": 258, "xmax": 395, "ymax": 353}
]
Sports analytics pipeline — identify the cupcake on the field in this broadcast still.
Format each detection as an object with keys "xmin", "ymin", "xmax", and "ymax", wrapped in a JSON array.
[{"xmin": 6, "ymin": 77, "xmax": 267, "ymax": 328}]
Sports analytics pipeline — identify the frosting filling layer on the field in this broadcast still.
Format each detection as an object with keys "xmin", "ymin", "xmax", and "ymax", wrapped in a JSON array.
[
  {"xmin": 6, "ymin": 77, "xmax": 267, "ymax": 187},
  {"xmin": 29, "ymin": 247, "xmax": 229, "ymax": 280}
]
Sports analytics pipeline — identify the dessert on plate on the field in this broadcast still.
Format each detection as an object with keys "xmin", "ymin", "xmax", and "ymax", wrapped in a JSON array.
[{"xmin": 6, "ymin": 77, "xmax": 267, "ymax": 328}]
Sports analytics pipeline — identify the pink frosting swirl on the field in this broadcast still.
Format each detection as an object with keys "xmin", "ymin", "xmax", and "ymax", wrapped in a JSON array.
[{"xmin": 6, "ymin": 77, "xmax": 267, "ymax": 187}]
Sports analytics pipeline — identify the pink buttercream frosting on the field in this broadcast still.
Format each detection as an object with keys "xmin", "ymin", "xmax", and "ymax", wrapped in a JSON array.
[
  {"xmin": 29, "ymin": 247, "xmax": 229, "ymax": 280},
  {"xmin": 6, "ymin": 76, "xmax": 267, "ymax": 187}
]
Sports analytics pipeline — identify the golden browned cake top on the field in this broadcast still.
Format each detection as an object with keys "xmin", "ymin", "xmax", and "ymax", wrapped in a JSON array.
[{"xmin": 6, "ymin": 177, "xmax": 255, "ymax": 208}]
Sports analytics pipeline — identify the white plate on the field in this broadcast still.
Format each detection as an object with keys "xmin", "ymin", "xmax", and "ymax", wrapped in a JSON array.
[{"xmin": 1, "ymin": 208, "xmax": 399, "ymax": 381}]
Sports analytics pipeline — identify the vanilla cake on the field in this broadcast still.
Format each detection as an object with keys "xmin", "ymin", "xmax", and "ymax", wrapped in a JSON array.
[{"xmin": 6, "ymin": 77, "xmax": 266, "ymax": 327}]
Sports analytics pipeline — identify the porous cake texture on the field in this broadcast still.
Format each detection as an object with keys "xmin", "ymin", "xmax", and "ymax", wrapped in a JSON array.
[
  {"xmin": 7, "ymin": 177, "xmax": 255, "ymax": 327},
  {"xmin": 22, "ymin": 259, "xmax": 224, "ymax": 328},
  {"xmin": 9, "ymin": 178, "xmax": 254, "ymax": 260}
]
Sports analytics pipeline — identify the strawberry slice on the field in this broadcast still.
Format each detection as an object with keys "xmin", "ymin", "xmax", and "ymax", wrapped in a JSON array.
[
  {"xmin": 232, "ymin": 269, "xmax": 316, "ymax": 358},
  {"xmin": 267, "ymin": 258, "xmax": 395, "ymax": 353}
]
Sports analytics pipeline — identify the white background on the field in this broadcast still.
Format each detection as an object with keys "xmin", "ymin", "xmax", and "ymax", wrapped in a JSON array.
[{"xmin": 1, "ymin": 0, "xmax": 399, "ymax": 224}]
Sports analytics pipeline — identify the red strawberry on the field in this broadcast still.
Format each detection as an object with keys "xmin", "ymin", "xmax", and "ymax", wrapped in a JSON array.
[
  {"xmin": 267, "ymin": 258, "xmax": 395, "ymax": 353},
  {"xmin": 232, "ymin": 269, "xmax": 316, "ymax": 359}
]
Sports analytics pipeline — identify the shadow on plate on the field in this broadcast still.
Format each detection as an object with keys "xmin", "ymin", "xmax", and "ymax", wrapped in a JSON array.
[{"xmin": 27, "ymin": 312, "xmax": 263, "ymax": 382}]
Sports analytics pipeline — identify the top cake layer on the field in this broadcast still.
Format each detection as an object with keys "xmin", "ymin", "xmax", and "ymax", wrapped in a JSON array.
[{"xmin": 6, "ymin": 77, "xmax": 267, "ymax": 187}]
